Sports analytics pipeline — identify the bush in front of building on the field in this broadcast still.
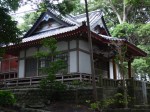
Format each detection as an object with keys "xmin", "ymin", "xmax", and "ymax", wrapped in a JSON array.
[{"xmin": 0, "ymin": 90, "xmax": 16, "ymax": 106}]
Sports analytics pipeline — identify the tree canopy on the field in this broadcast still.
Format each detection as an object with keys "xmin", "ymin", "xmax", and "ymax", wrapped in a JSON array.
[
  {"xmin": 0, "ymin": 0, "xmax": 20, "ymax": 11},
  {"xmin": 0, "ymin": 0, "xmax": 21, "ymax": 46},
  {"xmin": 87, "ymin": 0, "xmax": 150, "ymax": 24}
]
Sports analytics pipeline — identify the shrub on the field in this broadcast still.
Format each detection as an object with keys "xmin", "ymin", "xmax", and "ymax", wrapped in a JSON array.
[
  {"xmin": 40, "ymin": 78, "xmax": 66, "ymax": 102},
  {"xmin": 0, "ymin": 90, "xmax": 16, "ymax": 106}
]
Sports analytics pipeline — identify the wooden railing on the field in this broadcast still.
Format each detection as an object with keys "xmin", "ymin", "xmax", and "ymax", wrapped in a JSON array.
[
  {"xmin": 0, "ymin": 76, "xmax": 43, "ymax": 88},
  {"xmin": 0, "ymin": 74, "xmax": 149, "ymax": 89},
  {"xmin": 0, "ymin": 74, "xmax": 95, "ymax": 88}
]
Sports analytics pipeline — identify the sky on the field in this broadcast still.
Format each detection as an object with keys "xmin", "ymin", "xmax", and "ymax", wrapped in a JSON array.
[
  {"xmin": 12, "ymin": 0, "xmax": 86, "ymax": 24},
  {"xmin": 12, "ymin": 0, "xmax": 65, "ymax": 23},
  {"xmin": 12, "ymin": 4, "xmax": 35, "ymax": 23}
]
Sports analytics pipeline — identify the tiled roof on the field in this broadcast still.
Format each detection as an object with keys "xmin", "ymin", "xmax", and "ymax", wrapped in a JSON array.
[
  {"xmin": 70, "ymin": 9, "xmax": 103, "ymax": 27},
  {"xmin": 22, "ymin": 26, "xmax": 79, "ymax": 43},
  {"xmin": 48, "ymin": 9, "xmax": 78, "ymax": 26},
  {"xmin": 6, "ymin": 9, "xmax": 146, "ymax": 57},
  {"xmin": 98, "ymin": 34, "xmax": 125, "ymax": 41}
]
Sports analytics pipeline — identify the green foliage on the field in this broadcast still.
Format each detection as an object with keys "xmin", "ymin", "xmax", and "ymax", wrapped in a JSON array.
[
  {"xmin": 40, "ymin": 78, "xmax": 66, "ymax": 102},
  {"xmin": 87, "ymin": 93, "xmax": 131, "ymax": 110},
  {"xmin": 111, "ymin": 23, "xmax": 150, "ymax": 76},
  {"xmin": 132, "ymin": 45, "xmax": 150, "ymax": 76},
  {"xmin": 111, "ymin": 23, "xmax": 137, "ymax": 44},
  {"xmin": 84, "ymin": 0, "xmax": 150, "ymax": 24},
  {"xmin": 0, "ymin": 0, "xmax": 21, "ymax": 47},
  {"xmin": 0, "ymin": 90, "xmax": 16, "ymax": 106},
  {"xmin": 136, "ymin": 23, "xmax": 150, "ymax": 45},
  {"xmin": 70, "ymin": 0, "xmax": 85, "ymax": 15},
  {"xmin": 111, "ymin": 23, "xmax": 135, "ymax": 38},
  {"xmin": 18, "ymin": 12, "xmax": 41, "ymax": 34},
  {"xmin": 86, "ymin": 98, "xmax": 114, "ymax": 111},
  {"xmin": 0, "ymin": 0, "xmax": 20, "ymax": 11},
  {"xmin": 35, "ymin": 38, "xmax": 67, "ymax": 102},
  {"xmin": 57, "ymin": 0, "xmax": 77, "ymax": 15},
  {"xmin": 0, "ymin": 7, "xmax": 21, "ymax": 45},
  {"xmin": 112, "ymin": 93, "xmax": 127, "ymax": 108}
]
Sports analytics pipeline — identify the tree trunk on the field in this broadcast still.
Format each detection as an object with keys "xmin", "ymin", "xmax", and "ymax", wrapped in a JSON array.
[
  {"xmin": 123, "ymin": 0, "xmax": 126, "ymax": 23},
  {"xmin": 84, "ymin": 0, "xmax": 98, "ymax": 101},
  {"xmin": 108, "ymin": 0, "xmax": 123, "ymax": 24}
]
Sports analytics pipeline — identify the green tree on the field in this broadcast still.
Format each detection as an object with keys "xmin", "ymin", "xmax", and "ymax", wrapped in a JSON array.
[
  {"xmin": 132, "ymin": 45, "xmax": 150, "ymax": 77},
  {"xmin": 0, "ymin": 0, "xmax": 21, "ymax": 47},
  {"xmin": 88, "ymin": 0, "xmax": 150, "ymax": 24},
  {"xmin": 35, "ymin": 38, "xmax": 67, "ymax": 103},
  {"xmin": 0, "ymin": 8, "xmax": 21, "ymax": 45},
  {"xmin": 18, "ymin": 12, "xmax": 41, "ymax": 33},
  {"xmin": 0, "ymin": 0, "xmax": 20, "ymax": 11},
  {"xmin": 110, "ymin": 23, "xmax": 137, "ymax": 44}
]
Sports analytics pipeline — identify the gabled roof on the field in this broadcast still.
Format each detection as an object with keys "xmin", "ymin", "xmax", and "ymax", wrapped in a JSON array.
[
  {"xmin": 68, "ymin": 10, "xmax": 110, "ymax": 35},
  {"xmin": 24, "ymin": 9, "xmax": 109, "ymax": 38},
  {"xmin": 24, "ymin": 9, "xmax": 75, "ymax": 38},
  {"xmin": 6, "ymin": 9, "xmax": 147, "ymax": 57}
]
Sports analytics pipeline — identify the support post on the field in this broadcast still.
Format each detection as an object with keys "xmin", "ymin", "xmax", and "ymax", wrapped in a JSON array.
[
  {"xmin": 84, "ymin": 0, "xmax": 97, "ymax": 101},
  {"xmin": 128, "ymin": 60, "xmax": 132, "ymax": 78}
]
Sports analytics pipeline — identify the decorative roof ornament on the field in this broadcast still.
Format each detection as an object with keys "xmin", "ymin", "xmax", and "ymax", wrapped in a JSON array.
[{"xmin": 43, "ymin": 14, "xmax": 51, "ymax": 21}]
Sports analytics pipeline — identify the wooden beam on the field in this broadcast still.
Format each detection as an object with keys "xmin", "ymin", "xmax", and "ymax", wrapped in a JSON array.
[
  {"xmin": 77, "ymin": 38, "xmax": 79, "ymax": 72},
  {"xmin": 128, "ymin": 60, "xmax": 132, "ymax": 78}
]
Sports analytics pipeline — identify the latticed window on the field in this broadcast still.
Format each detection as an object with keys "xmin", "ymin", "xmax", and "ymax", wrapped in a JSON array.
[
  {"xmin": 54, "ymin": 53, "xmax": 68, "ymax": 63},
  {"xmin": 39, "ymin": 57, "xmax": 51, "ymax": 68},
  {"xmin": 25, "ymin": 57, "xmax": 37, "ymax": 77},
  {"xmin": 38, "ymin": 53, "xmax": 68, "ymax": 75}
]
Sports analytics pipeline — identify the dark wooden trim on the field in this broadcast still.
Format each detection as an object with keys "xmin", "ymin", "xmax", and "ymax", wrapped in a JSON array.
[
  {"xmin": 68, "ymin": 40, "xmax": 70, "ymax": 73},
  {"xmin": 128, "ymin": 60, "xmax": 132, "ymax": 78},
  {"xmin": 37, "ymin": 47, "xmax": 39, "ymax": 76},
  {"xmin": 112, "ymin": 59, "xmax": 117, "ymax": 79},
  {"xmin": 24, "ymin": 12, "xmax": 46, "ymax": 38},
  {"xmin": 107, "ymin": 61, "xmax": 110, "ymax": 79},
  {"xmin": 79, "ymin": 48, "xmax": 90, "ymax": 54},
  {"xmin": 77, "ymin": 38, "xmax": 79, "ymax": 72},
  {"xmin": 24, "ymin": 49, "xmax": 26, "ymax": 78}
]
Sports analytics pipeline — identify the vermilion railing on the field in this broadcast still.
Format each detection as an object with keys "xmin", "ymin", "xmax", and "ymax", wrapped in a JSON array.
[{"xmin": 0, "ymin": 54, "xmax": 18, "ymax": 80}]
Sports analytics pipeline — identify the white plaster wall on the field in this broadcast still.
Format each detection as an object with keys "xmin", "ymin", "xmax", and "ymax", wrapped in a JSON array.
[
  {"xmin": 109, "ymin": 60, "xmax": 114, "ymax": 79},
  {"xmin": 26, "ymin": 47, "xmax": 37, "ymax": 57},
  {"xmin": 69, "ymin": 51, "xmax": 77, "ymax": 73},
  {"xmin": 20, "ymin": 50, "xmax": 25, "ymax": 58},
  {"xmin": 79, "ymin": 40, "xmax": 89, "ymax": 51},
  {"xmin": 57, "ymin": 41, "xmax": 68, "ymax": 51},
  {"xmin": 70, "ymin": 40, "xmax": 76, "ymax": 49},
  {"xmin": 116, "ymin": 64, "xmax": 121, "ymax": 79},
  {"xmin": 18, "ymin": 60, "xmax": 25, "ymax": 78},
  {"xmin": 79, "ymin": 51, "xmax": 91, "ymax": 74}
]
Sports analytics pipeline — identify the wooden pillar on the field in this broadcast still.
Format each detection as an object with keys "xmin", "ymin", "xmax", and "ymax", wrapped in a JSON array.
[
  {"xmin": 76, "ymin": 38, "xmax": 79, "ymax": 72},
  {"xmin": 112, "ymin": 59, "xmax": 117, "ymax": 79},
  {"xmin": 128, "ymin": 60, "xmax": 132, "ymax": 78}
]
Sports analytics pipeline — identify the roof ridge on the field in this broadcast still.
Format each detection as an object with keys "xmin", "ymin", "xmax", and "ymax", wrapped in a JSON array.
[
  {"xmin": 73, "ymin": 9, "xmax": 102, "ymax": 18},
  {"xmin": 48, "ymin": 8, "xmax": 77, "ymax": 26}
]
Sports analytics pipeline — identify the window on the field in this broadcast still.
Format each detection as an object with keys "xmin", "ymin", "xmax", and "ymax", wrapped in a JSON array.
[
  {"xmin": 25, "ymin": 57, "xmax": 37, "ymax": 77},
  {"xmin": 38, "ymin": 53, "xmax": 68, "ymax": 76}
]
